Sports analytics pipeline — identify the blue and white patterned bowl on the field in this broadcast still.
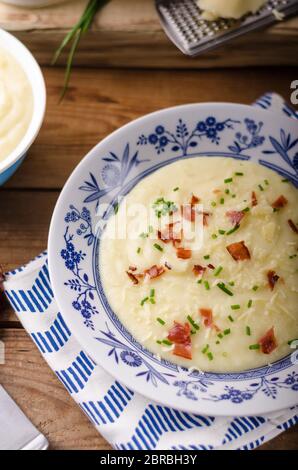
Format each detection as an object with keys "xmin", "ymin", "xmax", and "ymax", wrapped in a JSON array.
[
  {"xmin": 0, "ymin": 29, "xmax": 46, "ymax": 186},
  {"xmin": 48, "ymin": 103, "xmax": 298, "ymax": 416}
]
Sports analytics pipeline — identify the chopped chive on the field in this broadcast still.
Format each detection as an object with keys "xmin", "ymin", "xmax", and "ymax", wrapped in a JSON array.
[
  {"xmin": 231, "ymin": 304, "xmax": 240, "ymax": 310},
  {"xmin": 228, "ymin": 281, "xmax": 235, "ymax": 286},
  {"xmin": 190, "ymin": 329, "xmax": 196, "ymax": 335},
  {"xmin": 258, "ymin": 184, "xmax": 264, "ymax": 191},
  {"xmin": 204, "ymin": 254, "xmax": 210, "ymax": 260},
  {"xmin": 252, "ymin": 285, "xmax": 259, "ymax": 291},
  {"xmin": 224, "ymin": 328, "xmax": 231, "ymax": 335},
  {"xmin": 156, "ymin": 317, "xmax": 165, "ymax": 325},
  {"xmin": 282, "ymin": 178, "xmax": 289, "ymax": 183},
  {"xmin": 218, "ymin": 229, "xmax": 226, "ymax": 235},
  {"xmin": 225, "ymin": 188, "xmax": 230, "ymax": 195},
  {"xmin": 224, "ymin": 177, "xmax": 233, "ymax": 183},
  {"xmin": 273, "ymin": 207, "xmax": 279, "ymax": 213},
  {"xmin": 137, "ymin": 247, "xmax": 141, "ymax": 254},
  {"xmin": 214, "ymin": 266, "xmax": 223, "ymax": 276},
  {"xmin": 247, "ymin": 299, "xmax": 252, "ymax": 308},
  {"xmin": 217, "ymin": 282, "xmax": 233, "ymax": 296},
  {"xmin": 235, "ymin": 172, "xmax": 244, "ymax": 176},
  {"xmin": 211, "ymin": 233, "xmax": 218, "ymax": 239},
  {"xmin": 154, "ymin": 243, "xmax": 163, "ymax": 252},
  {"xmin": 207, "ymin": 352, "xmax": 214, "ymax": 361},
  {"xmin": 228, "ymin": 315, "xmax": 234, "ymax": 322},
  {"xmin": 289, "ymin": 254, "xmax": 297, "ymax": 259},
  {"xmin": 162, "ymin": 339, "xmax": 173, "ymax": 346},
  {"xmin": 150, "ymin": 298, "xmax": 156, "ymax": 304},
  {"xmin": 187, "ymin": 315, "xmax": 200, "ymax": 331},
  {"xmin": 140, "ymin": 297, "xmax": 149, "ymax": 306},
  {"xmin": 249, "ymin": 343, "xmax": 260, "ymax": 350},
  {"xmin": 156, "ymin": 340, "xmax": 162, "ymax": 345},
  {"xmin": 246, "ymin": 326, "xmax": 251, "ymax": 336},
  {"xmin": 211, "ymin": 201, "xmax": 216, "ymax": 207},
  {"xmin": 264, "ymin": 179, "xmax": 269, "ymax": 186},
  {"xmin": 288, "ymin": 339, "xmax": 298, "ymax": 346},
  {"xmin": 220, "ymin": 197, "xmax": 225, "ymax": 205},
  {"xmin": 173, "ymin": 187, "xmax": 179, "ymax": 191},
  {"xmin": 197, "ymin": 279, "xmax": 202, "ymax": 284},
  {"xmin": 150, "ymin": 289, "xmax": 155, "ymax": 297},
  {"xmin": 202, "ymin": 344, "xmax": 209, "ymax": 354},
  {"xmin": 217, "ymin": 333, "xmax": 223, "ymax": 339},
  {"xmin": 226, "ymin": 224, "xmax": 240, "ymax": 235},
  {"xmin": 139, "ymin": 232, "xmax": 148, "ymax": 239},
  {"xmin": 216, "ymin": 340, "xmax": 220, "ymax": 345},
  {"xmin": 242, "ymin": 207, "xmax": 250, "ymax": 212},
  {"xmin": 231, "ymin": 194, "xmax": 236, "ymax": 198},
  {"xmin": 204, "ymin": 280, "xmax": 210, "ymax": 291}
]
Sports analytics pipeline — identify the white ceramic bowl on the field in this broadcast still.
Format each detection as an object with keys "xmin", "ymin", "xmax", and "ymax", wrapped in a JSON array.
[{"xmin": 0, "ymin": 29, "xmax": 46, "ymax": 185}]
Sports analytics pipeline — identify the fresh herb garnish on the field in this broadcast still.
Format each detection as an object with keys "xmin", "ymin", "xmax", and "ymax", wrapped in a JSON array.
[
  {"xmin": 154, "ymin": 243, "xmax": 163, "ymax": 252},
  {"xmin": 282, "ymin": 178, "xmax": 289, "ymax": 183},
  {"xmin": 140, "ymin": 297, "xmax": 149, "ymax": 306},
  {"xmin": 246, "ymin": 326, "xmax": 251, "ymax": 336},
  {"xmin": 224, "ymin": 177, "xmax": 233, "ymax": 183},
  {"xmin": 137, "ymin": 247, "xmax": 141, "ymax": 254},
  {"xmin": 214, "ymin": 266, "xmax": 223, "ymax": 276},
  {"xmin": 220, "ymin": 197, "xmax": 225, "ymax": 205},
  {"xmin": 231, "ymin": 304, "xmax": 240, "ymax": 310},
  {"xmin": 156, "ymin": 317, "xmax": 165, "ymax": 325},
  {"xmin": 217, "ymin": 282, "xmax": 234, "ymax": 296},
  {"xmin": 217, "ymin": 333, "xmax": 223, "ymax": 339},
  {"xmin": 211, "ymin": 233, "xmax": 218, "ymax": 239},
  {"xmin": 211, "ymin": 201, "xmax": 217, "ymax": 207},
  {"xmin": 207, "ymin": 352, "xmax": 214, "ymax": 361},
  {"xmin": 226, "ymin": 224, "xmax": 240, "ymax": 235},
  {"xmin": 228, "ymin": 315, "xmax": 234, "ymax": 322},
  {"xmin": 252, "ymin": 285, "xmax": 259, "ymax": 291},
  {"xmin": 247, "ymin": 299, "xmax": 252, "ymax": 308},
  {"xmin": 249, "ymin": 344, "xmax": 260, "ymax": 350},
  {"xmin": 173, "ymin": 187, "xmax": 179, "ymax": 191},
  {"xmin": 242, "ymin": 207, "xmax": 250, "ymax": 212},
  {"xmin": 225, "ymin": 189, "xmax": 230, "ymax": 195},
  {"xmin": 204, "ymin": 255, "xmax": 210, "ymax": 260},
  {"xmin": 235, "ymin": 172, "xmax": 244, "ymax": 176},
  {"xmin": 187, "ymin": 315, "xmax": 200, "ymax": 331},
  {"xmin": 223, "ymin": 328, "xmax": 231, "ymax": 335},
  {"xmin": 204, "ymin": 280, "xmax": 210, "ymax": 291},
  {"xmin": 202, "ymin": 344, "xmax": 209, "ymax": 354},
  {"xmin": 162, "ymin": 339, "xmax": 173, "ymax": 346},
  {"xmin": 258, "ymin": 184, "xmax": 264, "ymax": 191},
  {"xmin": 152, "ymin": 197, "xmax": 177, "ymax": 218},
  {"xmin": 218, "ymin": 229, "xmax": 226, "ymax": 235}
]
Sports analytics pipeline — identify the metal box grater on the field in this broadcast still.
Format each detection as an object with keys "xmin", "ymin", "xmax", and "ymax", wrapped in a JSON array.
[{"xmin": 155, "ymin": 0, "xmax": 298, "ymax": 56}]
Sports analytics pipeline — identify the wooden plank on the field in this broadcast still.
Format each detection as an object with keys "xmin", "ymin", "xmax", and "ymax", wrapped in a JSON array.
[
  {"xmin": 0, "ymin": 328, "xmax": 296, "ymax": 450},
  {"xmin": 0, "ymin": 329, "xmax": 112, "ymax": 449},
  {"xmin": 3, "ymin": 66, "xmax": 298, "ymax": 190},
  {"xmin": 1, "ymin": 0, "xmax": 298, "ymax": 68}
]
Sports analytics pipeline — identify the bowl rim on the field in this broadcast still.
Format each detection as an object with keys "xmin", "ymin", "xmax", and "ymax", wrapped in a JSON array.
[{"xmin": 0, "ymin": 28, "xmax": 46, "ymax": 174}]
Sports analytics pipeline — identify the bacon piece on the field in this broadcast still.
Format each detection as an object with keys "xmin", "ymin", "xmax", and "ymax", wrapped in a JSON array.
[
  {"xmin": 181, "ymin": 195, "xmax": 200, "ymax": 222},
  {"xmin": 272, "ymin": 195, "xmax": 288, "ymax": 209},
  {"xmin": 251, "ymin": 191, "xmax": 258, "ymax": 207},
  {"xmin": 226, "ymin": 241, "xmax": 251, "ymax": 261},
  {"xmin": 267, "ymin": 270, "xmax": 280, "ymax": 290},
  {"xmin": 193, "ymin": 265, "xmax": 206, "ymax": 276},
  {"xmin": 207, "ymin": 263, "xmax": 215, "ymax": 270},
  {"xmin": 259, "ymin": 327, "xmax": 277, "ymax": 354},
  {"xmin": 157, "ymin": 222, "xmax": 182, "ymax": 245},
  {"xmin": 226, "ymin": 210, "xmax": 245, "ymax": 226},
  {"xmin": 144, "ymin": 265, "xmax": 165, "ymax": 279},
  {"xmin": 176, "ymin": 247, "xmax": 192, "ymax": 259},
  {"xmin": 128, "ymin": 265, "xmax": 137, "ymax": 272},
  {"xmin": 126, "ymin": 271, "xmax": 139, "ymax": 285},
  {"xmin": 288, "ymin": 219, "xmax": 298, "ymax": 234},
  {"xmin": 197, "ymin": 211, "xmax": 210, "ymax": 227},
  {"xmin": 199, "ymin": 308, "xmax": 220, "ymax": 332},
  {"xmin": 168, "ymin": 322, "xmax": 192, "ymax": 360}
]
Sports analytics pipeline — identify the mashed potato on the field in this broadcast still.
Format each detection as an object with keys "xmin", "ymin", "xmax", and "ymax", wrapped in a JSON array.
[
  {"xmin": 197, "ymin": 0, "xmax": 267, "ymax": 20},
  {"xmin": 100, "ymin": 158, "xmax": 298, "ymax": 372},
  {"xmin": 0, "ymin": 47, "xmax": 33, "ymax": 162}
]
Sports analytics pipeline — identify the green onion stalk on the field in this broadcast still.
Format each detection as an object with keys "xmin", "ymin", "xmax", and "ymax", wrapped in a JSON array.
[{"xmin": 52, "ymin": 0, "xmax": 110, "ymax": 100}]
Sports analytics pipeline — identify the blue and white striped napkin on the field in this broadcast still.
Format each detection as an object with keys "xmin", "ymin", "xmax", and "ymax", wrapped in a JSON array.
[{"xmin": 3, "ymin": 93, "xmax": 298, "ymax": 450}]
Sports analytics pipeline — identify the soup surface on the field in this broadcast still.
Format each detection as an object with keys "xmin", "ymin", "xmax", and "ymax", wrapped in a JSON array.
[
  {"xmin": 0, "ymin": 46, "xmax": 33, "ymax": 163},
  {"xmin": 100, "ymin": 158, "xmax": 298, "ymax": 372}
]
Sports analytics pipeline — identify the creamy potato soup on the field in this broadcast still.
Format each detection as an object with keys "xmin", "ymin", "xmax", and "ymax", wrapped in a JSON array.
[
  {"xmin": 100, "ymin": 158, "xmax": 298, "ymax": 372},
  {"xmin": 0, "ymin": 46, "xmax": 33, "ymax": 162},
  {"xmin": 197, "ymin": 0, "xmax": 266, "ymax": 19}
]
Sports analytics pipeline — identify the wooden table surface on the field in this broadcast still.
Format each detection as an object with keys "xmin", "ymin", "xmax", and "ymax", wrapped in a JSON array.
[{"xmin": 0, "ymin": 65, "xmax": 297, "ymax": 450}]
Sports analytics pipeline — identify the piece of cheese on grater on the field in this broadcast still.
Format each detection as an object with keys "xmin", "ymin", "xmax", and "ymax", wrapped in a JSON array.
[{"xmin": 197, "ymin": 0, "xmax": 267, "ymax": 19}]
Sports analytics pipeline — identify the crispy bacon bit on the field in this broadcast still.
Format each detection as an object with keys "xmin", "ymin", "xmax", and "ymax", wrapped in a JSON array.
[
  {"xmin": 144, "ymin": 265, "xmax": 165, "ymax": 279},
  {"xmin": 226, "ymin": 210, "xmax": 245, "ymax": 226},
  {"xmin": 168, "ymin": 322, "xmax": 192, "ymax": 360},
  {"xmin": 213, "ymin": 189, "xmax": 221, "ymax": 194},
  {"xmin": 157, "ymin": 222, "xmax": 182, "ymax": 245},
  {"xmin": 259, "ymin": 327, "xmax": 277, "ymax": 354},
  {"xmin": 251, "ymin": 191, "xmax": 258, "ymax": 207},
  {"xmin": 128, "ymin": 265, "xmax": 137, "ymax": 272},
  {"xmin": 193, "ymin": 265, "xmax": 206, "ymax": 276},
  {"xmin": 207, "ymin": 263, "xmax": 215, "ymax": 270},
  {"xmin": 272, "ymin": 195, "xmax": 288, "ymax": 209},
  {"xmin": 191, "ymin": 195, "xmax": 200, "ymax": 205},
  {"xmin": 288, "ymin": 219, "xmax": 298, "ymax": 234},
  {"xmin": 199, "ymin": 308, "xmax": 220, "ymax": 332},
  {"xmin": 126, "ymin": 271, "xmax": 139, "ymax": 285},
  {"xmin": 267, "ymin": 270, "xmax": 280, "ymax": 290},
  {"xmin": 226, "ymin": 241, "xmax": 251, "ymax": 261},
  {"xmin": 176, "ymin": 247, "xmax": 192, "ymax": 259},
  {"xmin": 197, "ymin": 211, "xmax": 210, "ymax": 227}
]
